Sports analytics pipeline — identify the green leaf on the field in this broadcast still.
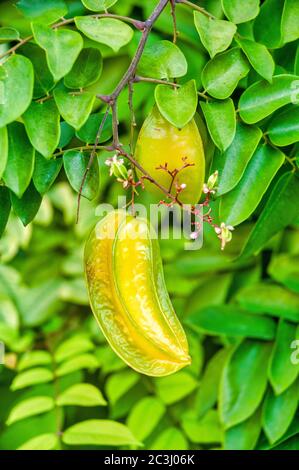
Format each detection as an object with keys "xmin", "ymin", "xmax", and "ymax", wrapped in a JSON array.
[
  {"xmin": 195, "ymin": 348, "xmax": 230, "ymax": 418},
  {"xmin": 10, "ymin": 182, "xmax": 42, "ymax": 226},
  {"xmin": 268, "ymin": 254, "xmax": 299, "ymax": 293},
  {"xmin": 75, "ymin": 17, "xmax": 133, "ymax": 53},
  {"xmin": 17, "ymin": 0, "xmax": 67, "ymax": 24},
  {"xmin": 64, "ymin": 48, "xmax": 103, "ymax": 89},
  {"xmin": 221, "ymin": 0, "xmax": 259, "ymax": 23},
  {"xmin": 281, "ymin": 0, "xmax": 299, "ymax": 44},
  {"xmin": 76, "ymin": 112, "xmax": 113, "ymax": 143},
  {"xmin": 63, "ymin": 419, "xmax": 141, "ymax": 446},
  {"xmin": 187, "ymin": 305, "xmax": 276, "ymax": 340},
  {"xmin": 235, "ymin": 37, "xmax": 275, "ymax": 82},
  {"xmin": 200, "ymin": 98, "xmax": 236, "ymax": 151},
  {"xmin": 268, "ymin": 319, "xmax": 299, "ymax": 394},
  {"xmin": 224, "ymin": 407, "xmax": 262, "ymax": 450},
  {"xmin": 193, "ymin": 11, "xmax": 236, "ymax": 58},
  {"xmin": 56, "ymin": 353, "xmax": 99, "ymax": 377},
  {"xmin": 23, "ymin": 100, "xmax": 61, "ymax": 159},
  {"xmin": 0, "ymin": 187, "xmax": 11, "ymax": 237},
  {"xmin": 0, "ymin": 127, "xmax": 8, "ymax": 179},
  {"xmin": 183, "ymin": 409, "xmax": 223, "ymax": 444},
  {"xmin": 220, "ymin": 340, "xmax": 272, "ymax": 428},
  {"xmin": 54, "ymin": 84, "xmax": 95, "ymax": 130},
  {"xmin": 239, "ymin": 75, "xmax": 299, "ymax": 124},
  {"xmin": 11, "ymin": 368, "xmax": 54, "ymax": 391},
  {"xmin": 21, "ymin": 279, "xmax": 63, "ymax": 327},
  {"xmin": 20, "ymin": 43, "xmax": 55, "ymax": 99},
  {"xmin": 253, "ymin": 0, "xmax": 284, "ymax": 48},
  {"xmin": 59, "ymin": 122, "xmax": 75, "ymax": 148},
  {"xmin": 32, "ymin": 23, "xmax": 83, "ymax": 81},
  {"xmin": 137, "ymin": 40, "xmax": 187, "ymax": 80},
  {"xmin": 149, "ymin": 427, "xmax": 188, "ymax": 450},
  {"xmin": 155, "ymin": 371, "xmax": 197, "ymax": 405},
  {"xmin": 33, "ymin": 152, "xmax": 63, "ymax": 194},
  {"xmin": 81, "ymin": 0, "xmax": 118, "ymax": 12},
  {"xmin": 0, "ymin": 27, "xmax": 20, "ymax": 43},
  {"xmin": 106, "ymin": 370, "xmax": 139, "ymax": 405},
  {"xmin": 0, "ymin": 54, "xmax": 34, "ymax": 127},
  {"xmin": 18, "ymin": 433, "xmax": 58, "ymax": 450},
  {"xmin": 154, "ymin": 80, "xmax": 198, "ymax": 128},
  {"xmin": 55, "ymin": 335, "xmax": 94, "ymax": 363},
  {"xmin": 202, "ymin": 48, "xmax": 250, "ymax": 99},
  {"xmin": 57, "ymin": 383, "xmax": 107, "ymax": 407},
  {"xmin": 219, "ymin": 144, "xmax": 285, "ymax": 226},
  {"xmin": 3, "ymin": 122, "xmax": 35, "ymax": 198},
  {"xmin": 63, "ymin": 149, "xmax": 99, "ymax": 200},
  {"xmin": 262, "ymin": 380, "xmax": 299, "ymax": 444},
  {"xmin": 127, "ymin": 397, "xmax": 165, "ymax": 441},
  {"xmin": 241, "ymin": 173, "xmax": 299, "ymax": 258},
  {"xmin": 18, "ymin": 350, "xmax": 52, "ymax": 371},
  {"xmin": 237, "ymin": 283, "xmax": 299, "ymax": 323},
  {"xmin": 211, "ymin": 123, "xmax": 262, "ymax": 196},
  {"xmin": 267, "ymin": 106, "xmax": 299, "ymax": 146},
  {"xmin": 6, "ymin": 396, "xmax": 55, "ymax": 425}
]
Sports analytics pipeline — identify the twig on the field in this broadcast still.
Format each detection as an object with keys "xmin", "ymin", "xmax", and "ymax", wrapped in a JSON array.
[
  {"xmin": 133, "ymin": 75, "xmax": 208, "ymax": 99},
  {"xmin": 175, "ymin": 0, "xmax": 215, "ymax": 19},
  {"xmin": 170, "ymin": 0, "xmax": 178, "ymax": 43},
  {"xmin": 128, "ymin": 80, "xmax": 136, "ymax": 154}
]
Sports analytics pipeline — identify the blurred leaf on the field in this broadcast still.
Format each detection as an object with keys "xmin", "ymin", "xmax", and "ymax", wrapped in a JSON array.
[
  {"xmin": 235, "ymin": 37, "xmax": 275, "ymax": 82},
  {"xmin": 10, "ymin": 182, "xmax": 42, "ymax": 226},
  {"xmin": 149, "ymin": 427, "xmax": 188, "ymax": 450},
  {"xmin": 33, "ymin": 153, "xmax": 63, "ymax": 195},
  {"xmin": 106, "ymin": 370, "xmax": 139, "ymax": 406},
  {"xmin": 224, "ymin": 407, "xmax": 262, "ymax": 450},
  {"xmin": 0, "ymin": 27, "xmax": 20, "ymax": 43},
  {"xmin": 3, "ymin": 123, "xmax": 35, "ymax": 198},
  {"xmin": 187, "ymin": 305, "xmax": 276, "ymax": 340},
  {"xmin": 221, "ymin": 0, "xmax": 259, "ymax": 23},
  {"xmin": 23, "ymin": 100, "xmax": 60, "ymax": 159},
  {"xmin": 262, "ymin": 380, "xmax": 299, "ymax": 444},
  {"xmin": 6, "ymin": 397, "xmax": 55, "ymax": 426},
  {"xmin": 18, "ymin": 433, "xmax": 58, "ymax": 450},
  {"xmin": 193, "ymin": 10, "xmax": 236, "ymax": 59},
  {"xmin": 182, "ymin": 409, "xmax": 223, "ymax": 444},
  {"xmin": 220, "ymin": 340, "xmax": 272, "ymax": 428},
  {"xmin": 211, "ymin": 122, "xmax": 262, "ymax": 196},
  {"xmin": 76, "ymin": 112, "xmax": 113, "ymax": 143},
  {"xmin": 155, "ymin": 371, "xmax": 197, "ymax": 405},
  {"xmin": 64, "ymin": 48, "xmax": 103, "ymax": 89},
  {"xmin": 127, "ymin": 397, "xmax": 165, "ymax": 441},
  {"xmin": 281, "ymin": 0, "xmax": 299, "ymax": 44},
  {"xmin": 21, "ymin": 279, "xmax": 63, "ymax": 327},
  {"xmin": 75, "ymin": 17, "xmax": 133, "ymax": 52},
  {"xmin": 267, "ymin": 106, "xmax": 299, "ymax": 146},
  {"xmin": 241, "ymin": 173, "xmax": 299, "ymax": 257},
  {"xmin": 220, "ymin": 144, "xmax": 285, "ymax": 226},
  {"xmin": 138, "ymin": 40, "xmax": 187, "ymax": 79},
  {"xmin": 18, "ymin": 351, "xmax": 52, "ymax": 371},
  {"xmin": 63, "ymin": 149, "xmax": 99, "ymax": 200},
  {"xmin": 268, "ymin": 319, "xmax": 299, "ymax": 394},
  {"xmin": 63, "ymin": 419, "xmax": 141, "ymax": 446},
  {"xmin": 11, "ymin": 368, "xmax": 54, "ymax": 391},
  {"xmin": 32, "ymin": 23, "xmax": 83, "ymax": 81},
  {"xmin": 202, "ymin": 48, "xmax": 250, "ymax": 99},
  {"xmin": 0, "ymin": 187, "xmax": 11, "ymax": 238},
  {"xmin": 154, "ymin": 80, "xmax": 197, "ymax": 128},
  {"xmin": 0, "ymin": 54, "xmax": 34, "ymax": 128},
  {"xmin": 57, "ymin": 383, "xmax": 107, "ymax": 407},
  {"xmin": 200, "ymin": 98, "xmax": 236, "ymax": 151},
  {"xmin": 56, "ymin": 354, "xmax": 99, "ymax": 377},
  {"xmin": 55, "ymin": 336, "xmax": 94, "ymax": 363},
  {"xmin": 253, "ymin": 0, "xmax": 284, "ymax": 48},
  {"xmin": 0, "ymin": 126, "xmax": 8, "ymax": 179},
  {"xmin": 17, "ymin": 0, "xmax": 67, "ymax": 24},
  {"xmin": 237, "ymin": 283, "xmax": 299, "ymax": 323},
  {"xmin": 239, "ymin": 75, "xmax": 299, "ymax": 124},
  {"xmin": 54, "ymin": 84, "xmax": 95, "ymax": 130},
  {"xmin": 82, "ymin": 0, "xmax": 117, "ymax": 11},
  {"xmin": 268, "ymin": 254, "xmax": 299, "ymax": 293}
]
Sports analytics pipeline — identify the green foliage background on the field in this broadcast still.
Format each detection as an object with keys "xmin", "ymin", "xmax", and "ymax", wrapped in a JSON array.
[{"xmin": 0, "ymin": 0, "xmax": 299, "ymax": 450}]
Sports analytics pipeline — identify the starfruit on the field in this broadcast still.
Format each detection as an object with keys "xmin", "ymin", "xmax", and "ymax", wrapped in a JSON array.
[
  {"xmin": 134, "ymin": 106, "xmax": 205, "ymax": 204},
  {"xmin": 84, "ymin": 210, "xmax": 191, "ymax": 376}
]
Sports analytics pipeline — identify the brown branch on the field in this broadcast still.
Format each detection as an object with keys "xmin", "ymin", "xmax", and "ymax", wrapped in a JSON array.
[
  {"xmin": 133, "ymin": 75, "xmax": 208, "ymax": 99},
  {"xmin": 170, "ymin": 0, "xmax": 178, "ymax": 43}
]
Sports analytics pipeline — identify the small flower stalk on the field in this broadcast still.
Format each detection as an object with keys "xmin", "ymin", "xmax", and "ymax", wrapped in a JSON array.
[{"xmin": 215, "ymin": 223, "xmax": 234, "ymax": 251}]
